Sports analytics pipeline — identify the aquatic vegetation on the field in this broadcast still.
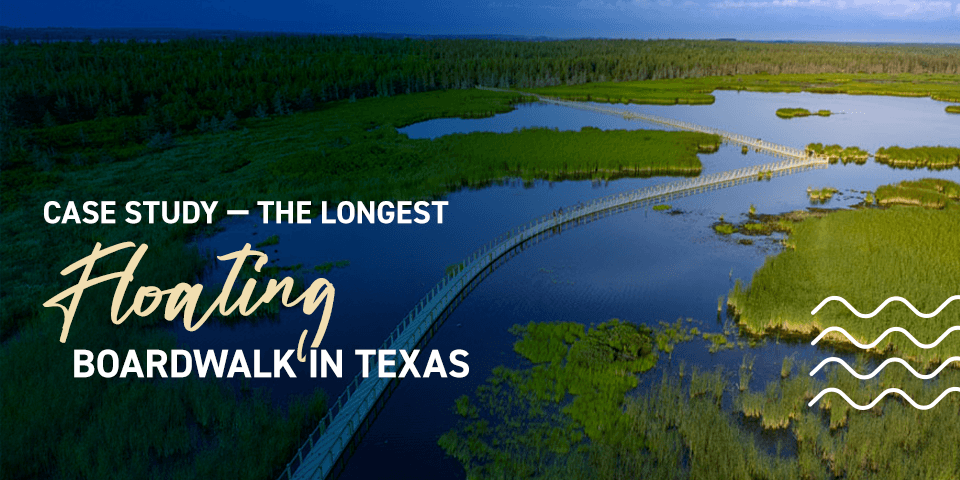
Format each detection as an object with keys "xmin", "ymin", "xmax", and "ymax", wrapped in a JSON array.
[
  {"xmin": 946, "ymin": 105, "xmax": 960, "ymax": 114},
  {"xmin": 780, "ymin": 354, "xmax": 795, "ymax": 379},
  {"xmin": 806, "ymin": 143, "xmax": 869, "ymax": 164},
  {"xmin": 754, "ymin": 169, "xmax": 773, "ymax": 180},
  {"xmin": 313, "ymin": 260, "xmax": 350, "ymax": 274},
  {"xmin": 255, "ymin": 234, "xmax": 280, "ymax": 248},
  {"xmin": 728, "ymin": 199, "xmax": 960, "ymax": 365},
  {"xmin": 420, "ymin": 127, "xmax": 718, "ymax": 181},
  {"xmin": 713, "ymin": 223, "xmax": 737, "ymax": 235},
  {"xmin": 528, "ymin": 73, "xmax": 960, "ymax": 106},
  {"xmin": 440, "ymin": 319, "xmax": 799, "ymax": 480},
  {"xmin": 776, "ymin": 107, "xmax": 831, "ymax": 118},
  {"xmin": 652, "ymin": 204, "xmax": 672, "ymax": 211},
  {"xmin": 739, "ymin": 360, "xmax": 960, "ymax": 478},
  {"xmin": 806, "ymin": 186, "xmax": 838, "ymax": 203},
  {"xmin": 722, "ymin": 208, "xmax": 827, "ymax": 242},
  {"xmin": 738, "ymin": 353, "xmax": 755, "ymax": 392},
  {"xmin": 656, "ymin": 319, "xmax": 699, "ymax": 354},
  {"xmin": 444, "ymin": 315, "xmax": 960, "ymax": 480},
  {"xmin": 741, "ymin": 145, "xmax": 749, "ymax": 155},
  {"xmin": 875, "ymin": 179, "xmax": 960, "ymax": 209},
  {"xmin": 442, "ymin": 357, "xmax": 802, "ymax": 479},
  {"xmin": 776, "ymin": 108, "xmax": 812, "ymax": 118},
  {"xmin": 702, "ymin": 333, "xmax": 729, "ymax": 353},
  {"xmin": 874, "ymin": 145, "xmax": 960, "ymax": 169}
]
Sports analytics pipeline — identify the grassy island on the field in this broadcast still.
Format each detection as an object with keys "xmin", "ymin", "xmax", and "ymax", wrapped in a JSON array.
[
  {"xmin": 729, "ymin": 181, "xmax": 960, "ymax": 365},
  {"xmin": 775, "ymin": 107, "xmax": 831, "ymax": 118},
  {"xmin": 807, "ymin": 186, "xmax": 838, "ymax": 202},
  {"xmin": 874, "ymin": 145, "xmax": 960, "ymax": 169},
  {"xmin": 421, "ymin": 127, "xmax": 719, "ymax": 181},
  {"xmin": 527, "ymin": 73, "xmax": 960, "ymax": 106},
  {"xmin": 946, "ymin": 105, "xmax": 960, "ymax": 114},
  {"xmin": 806, "ymin": 143, "xmax": 869, "ymax": 164},
  {"xmin": 875, "ymin": 178, "xmax": 960, "ymax": 209}
]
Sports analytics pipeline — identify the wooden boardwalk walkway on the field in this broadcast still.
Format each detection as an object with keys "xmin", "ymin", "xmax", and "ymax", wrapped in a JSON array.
[
  {"xmin": 279, "ymin": 91, "xmax": 831, "ymax": 480},
  {"xmin": 479, "ymin": 86, "xmax": 820, "ymax": 161}
]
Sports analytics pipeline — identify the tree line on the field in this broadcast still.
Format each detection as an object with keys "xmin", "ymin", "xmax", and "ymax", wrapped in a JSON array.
[{"xmin": 2, "ymin": 36, "xmax": 959, "ymax": 133}]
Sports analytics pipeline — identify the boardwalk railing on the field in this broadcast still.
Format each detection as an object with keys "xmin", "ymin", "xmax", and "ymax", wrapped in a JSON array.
[
  {"xmin": 281, "ymin": 152, "xmax": 829, "ymax": 480},
  {"xmin": 477, "ymin": 86, "xmax": 823, "ymax": 162}
]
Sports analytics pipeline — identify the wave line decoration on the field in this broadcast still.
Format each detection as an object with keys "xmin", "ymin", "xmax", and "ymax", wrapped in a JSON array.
[
  {"xmin": 810, "ymin": 326, "xmax": 960, "ymax": 349},
  {"xmin": 810, "ymin": 295, "xmax": 960, "ymax": 319},
  {"xmin": 809, "ymin": 356, "xmax": 960, "ymax": 379},
  {"xmin": 808, "ymin": 387, "xmax": 960, "ymax": 410}
]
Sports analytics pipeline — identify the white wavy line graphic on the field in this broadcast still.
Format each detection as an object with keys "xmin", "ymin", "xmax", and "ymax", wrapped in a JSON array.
[
  {"xmin": 810, "ymin": 326, "xmax": 960, "ymax": 349},
  {"xmin": 810, "ymin": 295, "xmax": 960, "ymax": 319},
  {"xmin": 808, "ymin": 387, "xmax": 960, "ymax": 410},
  {"xmin": 809, "ymin": 356, "xmax": 960, "ymax": 380}
]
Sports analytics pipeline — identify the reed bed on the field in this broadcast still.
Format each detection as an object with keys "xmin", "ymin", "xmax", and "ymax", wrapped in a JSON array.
[
  {"xmin": 874, "ymin": 145, "xmax": 960, "ymax": 169},
  {"xmin": 443, "ymin": 319, "xmax": 960, "ymax": 480},
  {"xmin": 807, "ymin": 186, "xmax": 838, "ymax": 203},
  {"xmin": 875, "ymin": 179, "xmax": 960, "ymax": 209},
  {"xmin": 776, "ymin": 108, "xmax": 832, "ymax": 118},
  {"xmin": 527, "ymin": 73, "xmax": 960, "ymax": 107},
  {"xmin": 729, "ymin": 195, "xmax": 960, "ymax": 366},
  {"xmin": 806, "ymin": 143, "xmax": 869, "ymax": 164}
]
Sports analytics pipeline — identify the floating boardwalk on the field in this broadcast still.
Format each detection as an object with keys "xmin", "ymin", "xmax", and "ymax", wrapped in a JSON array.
[
  {"xmin": 281, "ymin": 93, "xmax": 831, "ymax": 480},
  {"xmin": 478, "ymin": 86, "xmax": 820, "ymax": 161}
]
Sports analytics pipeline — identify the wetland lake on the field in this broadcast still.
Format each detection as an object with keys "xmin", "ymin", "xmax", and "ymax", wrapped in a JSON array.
[{"xmin": 181, "ymin": 91, "xmax": 960, "ymax": 479}]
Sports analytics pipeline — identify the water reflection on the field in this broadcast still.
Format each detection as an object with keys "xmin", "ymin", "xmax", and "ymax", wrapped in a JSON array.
[{"xmin": 187, "ymin": 92, "xmax": 958, "ymax": 479}]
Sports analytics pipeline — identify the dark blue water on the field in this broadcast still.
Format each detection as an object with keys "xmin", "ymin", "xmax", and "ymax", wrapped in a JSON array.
[{"xmin": 181, "ymin": 91, "xmax": 960, "ymax": 479}]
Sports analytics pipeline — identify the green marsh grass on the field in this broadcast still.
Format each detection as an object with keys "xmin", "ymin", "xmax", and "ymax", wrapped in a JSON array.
[
  {"xmin": 528, "ymin": 73, "xmax": 960, "ymax": 106},
  {"xmin": 255, "ymin": 234, "xmax": 280, "ymax": 248},
  {"xmin": 874, "ymin": 145, "xmax": 960, "ymax": 169},
  {"xmin": 806, "ymin": 143, "xmax": 869, "ymax": 164},
  {"xmin": 776, "ymin": 107, "xmax": 831, "ymax": 119},
  {"xmin": 314, "ymin": 259, "xmax": 350, "ymax": 273},
  {"xmin": 946, "ymin": 105, "xmax": 960, "ymax": 114},
  {"xmin": 806, "ymin": 186, "xmax": 838, "ymax": 203},
  {"xmin": 729, "ymin": 193, "xmax": 960, "ymax": 366},
  {"xmin": 738, "ymin": 353, "xmax": 755, "ymax": 392},
  {"xmin": 652, "ymin": 204, "xmax": 672, "ymax": 211},
  {"xmin": 776, "ymin": 108, "xmax": 813, "ymax": 118},
  {"xmin": 713, "ymin": 223, "xmax": 737, "ymax": 235},
  {"xmin": 443, "ymin": 316, "xmax": 960, "ymax": 480},
  {"xmin": 875, "ymin": 178, "xmax": 960, "ymax": 209}
]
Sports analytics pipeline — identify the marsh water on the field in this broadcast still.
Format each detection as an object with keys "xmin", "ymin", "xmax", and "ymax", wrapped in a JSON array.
[{"xmin": 180, "ymin": 91, "xmax": 960, "ymax": 479}]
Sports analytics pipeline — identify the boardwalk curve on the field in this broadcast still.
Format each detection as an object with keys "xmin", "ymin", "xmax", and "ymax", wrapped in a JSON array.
[{"xmin": 280, "ymin": 93, "xmax": 830, "ymax": 480}]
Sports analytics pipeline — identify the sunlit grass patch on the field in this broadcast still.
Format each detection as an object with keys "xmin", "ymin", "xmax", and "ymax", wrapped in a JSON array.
[{"xmin": 875, "ymin": 145, "xmax": 960, "ymax": 170}]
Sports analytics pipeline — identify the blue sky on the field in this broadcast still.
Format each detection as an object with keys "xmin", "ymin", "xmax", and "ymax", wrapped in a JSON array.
[{"xmin": 2, "ymin": 0, "xmax": 958, "ymax": 42}]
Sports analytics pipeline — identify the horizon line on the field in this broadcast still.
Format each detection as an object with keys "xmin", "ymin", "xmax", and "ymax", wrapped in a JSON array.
[{"xmin": 2, "ymin": 26, "xmax": 960, "ymax": 46}]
